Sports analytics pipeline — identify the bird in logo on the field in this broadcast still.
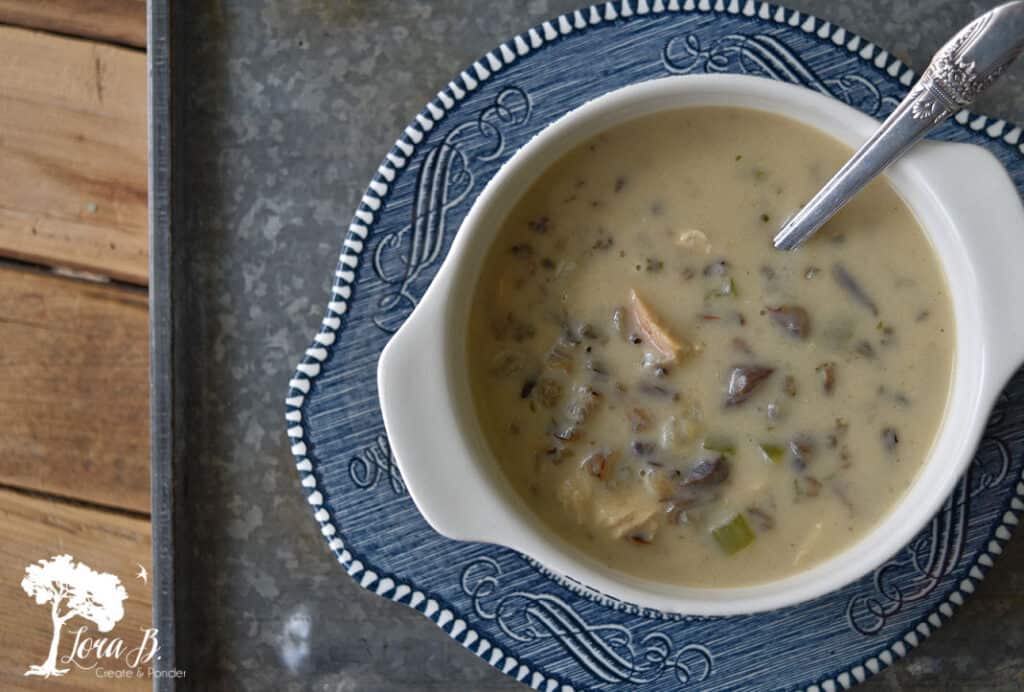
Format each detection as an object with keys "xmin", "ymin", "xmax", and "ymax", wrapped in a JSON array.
[{"xmin": 136, "ymin": 564, "xmax": 148, "ymax": 585}]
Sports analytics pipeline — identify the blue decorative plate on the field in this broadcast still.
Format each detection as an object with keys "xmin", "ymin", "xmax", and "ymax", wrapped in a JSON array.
[{"xmin": 286, "ymin": 2, "xmax": 1024, "ymax": 690}]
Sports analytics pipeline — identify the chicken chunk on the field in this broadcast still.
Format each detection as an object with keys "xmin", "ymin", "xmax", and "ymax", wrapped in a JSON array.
[
  {"xmin": 630, "ymin": 290, "xmax": 694, "ymax": 364},
  {"xmin": 558, "ymin": 472, "xmax": 662, "ymax": 541}
]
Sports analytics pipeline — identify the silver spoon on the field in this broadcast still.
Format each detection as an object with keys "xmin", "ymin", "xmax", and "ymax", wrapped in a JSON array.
[{"xmin": 773, "ymin": 1, "xmax": 1024, "ymax": 251}]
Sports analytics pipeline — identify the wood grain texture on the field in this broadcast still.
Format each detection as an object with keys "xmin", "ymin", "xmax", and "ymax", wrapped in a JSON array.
[
  {"xmin": 0, "ymin": 265, "xmax": 150, "ymax": 513},
  {"xmin": 0, "ymin": 26, "xmax": 147, "ymax": 284},
  {"xmin": 0, "ymin": 0, "xmax": 145, "ymax": 48},
  {"xmin": 0, "ymin": 489, "xmax": 152, "ymax": 691}
]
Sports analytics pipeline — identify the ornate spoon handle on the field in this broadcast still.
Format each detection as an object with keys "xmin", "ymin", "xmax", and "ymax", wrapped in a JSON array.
[{"xmin": 773, "ymin": 1, "xmax": 1024, "ymax": 251}]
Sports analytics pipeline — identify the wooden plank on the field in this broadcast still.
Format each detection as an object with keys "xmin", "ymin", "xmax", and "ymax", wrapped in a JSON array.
[
  {"xmin": 0, "ymin": 26, "xmax": 147, "ymax": 284},
  {"xmin": 0, "ymin": 0, "xmax": 145, "ymax": 48},
  {"xmin": 0, "ymin": 265, "xmax": 150, "ymax": 513},
  {"xmin": 0, "ymin": 489, "xmax": 152, "ymax": 691}
]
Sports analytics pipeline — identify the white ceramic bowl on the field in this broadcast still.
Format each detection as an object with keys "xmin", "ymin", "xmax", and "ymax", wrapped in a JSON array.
[{"xmin": 377, "ymin": 75, "xmax": 1024, "ymax": 616}]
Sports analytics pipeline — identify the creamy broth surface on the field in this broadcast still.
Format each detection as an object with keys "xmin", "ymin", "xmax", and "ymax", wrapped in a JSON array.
[{"xmin": 467, "ymin": 107, "xmax": 954, "ymax": 587}]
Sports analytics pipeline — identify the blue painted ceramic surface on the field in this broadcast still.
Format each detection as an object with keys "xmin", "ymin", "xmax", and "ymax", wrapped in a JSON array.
[{"xmin": 286, "ymin": 2, "xmax": 1024, "ymax": 689}]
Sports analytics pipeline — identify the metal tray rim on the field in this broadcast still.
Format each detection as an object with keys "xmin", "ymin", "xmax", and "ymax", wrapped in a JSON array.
[{"xmin": 149, "ymin": 0, "xmax": 178, "ymax": 687}]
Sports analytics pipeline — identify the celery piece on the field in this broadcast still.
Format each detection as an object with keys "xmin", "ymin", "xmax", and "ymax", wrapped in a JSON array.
[
  {"xmin": 704, "ymin": 278, "xmax": 737, "ymax": 300},
  {"xmin": 758, "ymin": 443, "xmax": 785, "ymax": 464},
  {"xmin": 702, "ymin": 435, "xmax": 736, "ymax": 455},
  {"xmin": 712, "ymin": 514, "xmax": 755, "ymax": 555}
]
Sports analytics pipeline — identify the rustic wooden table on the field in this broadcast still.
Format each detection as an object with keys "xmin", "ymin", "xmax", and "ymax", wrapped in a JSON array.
[{"xmin": 0, "ymin": 2, "xmax": 151, "ymax": 690}]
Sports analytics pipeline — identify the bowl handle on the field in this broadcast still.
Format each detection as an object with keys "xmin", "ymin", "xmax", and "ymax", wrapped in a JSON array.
[
  {"xmin": 377, "ymin": 296, "xmax": 505, "ymax": 544},
  {"xmin": 917, "ymin": 140, "xmax": 1024, "ymax": 389}
]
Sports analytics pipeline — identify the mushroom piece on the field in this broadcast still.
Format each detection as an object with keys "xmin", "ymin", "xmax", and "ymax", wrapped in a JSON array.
[
  {"xmin": 724, "ymin": 365, "xmax": 775, "ymax": 407},
  {"xmin": 816, "ymin": 362, "xmax": 836, "ymax": 395},
  {"xmin": 789, "ymin": 434, "xmax": 815, "ymax": 471},
  {"xmin": 581, "ymin": 452, "xmax": 614, "ymax": 480},
  {"xmin": 683, "ymin": 454, "xmax": 730, "ymax": 486},
  {"xmin": 832, "ymin": 263, "xmax": 879, "ymax": 316},
  {"xmin": 766, "ymin": 306, "xmax": 811, "ymax": 339}
]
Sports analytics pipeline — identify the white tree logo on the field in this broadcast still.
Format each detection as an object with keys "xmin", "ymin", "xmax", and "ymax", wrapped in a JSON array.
[{"xmin": 21, "ymin": 554, "xmax": 128, "ymax": 677}]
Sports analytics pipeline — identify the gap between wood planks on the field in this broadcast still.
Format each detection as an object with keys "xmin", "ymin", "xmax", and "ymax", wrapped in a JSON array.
[{"xmin": 0, "ymin": 481, "xmax": 150, "ymax": 522}]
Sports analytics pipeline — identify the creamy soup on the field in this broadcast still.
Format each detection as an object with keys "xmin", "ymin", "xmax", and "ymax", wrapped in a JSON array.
[{"xmin": 467, "ymin": 107, "xmax": 954, "ymax": 588}]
